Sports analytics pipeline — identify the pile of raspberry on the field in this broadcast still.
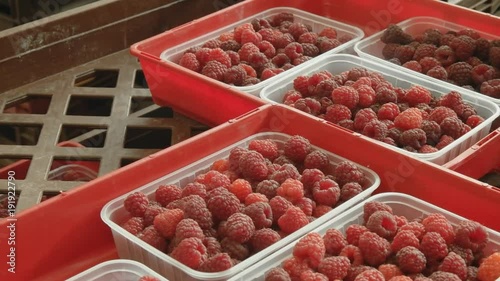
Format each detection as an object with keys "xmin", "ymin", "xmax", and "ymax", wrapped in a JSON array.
[
  {"xmin": 119, "ymin": 135, "xmax": 370, "ymax": 273},
  {"xmin": 380, "ymin": 24, "xmax": 500, "ymax": 99},
  {"xmin": 177, "ymin": 12, "xmax": 353, "ymax": 87},
  {"xmin": 281, "ymin": 67, "xmax": 486, "ymax": 153},
  {"xmin": 264, "ymin": 201, "xmax": 500, "ymax": 281}
]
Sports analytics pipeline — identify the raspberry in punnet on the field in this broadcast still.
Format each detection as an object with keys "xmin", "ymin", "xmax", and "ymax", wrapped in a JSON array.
[
  {"xmin": 250, "ymin": 228, "xmax": 281, "ymax": 253},
  {"xmin": 331, "ymin": 86, "xmax": 360, "ymax": 110},
  {"xmin": 174, "ymin": 218, "xmax": 204, "ymax": 241},
  {"xmin": 282, "ymin": 256, "xmax": 312, "ymax": 280},
  {"xmin": 405, "ymin": 85, "xmax": 432, "ymax": 106},
  {"xmin": 438, "ymin": 252, "xmax": 467, "ymax": 280},
  {"xmin": 278, "ymin": 206, "xmax": 309, "ymax": 234},
  {"xmin": 199, "ymin": 252, "xmax": 233, "ymax": 273},
  {"xmin": 155, "ymin": 184, "xmax": 181, "ymax": 207},
  {"xmin": 317, "ymin": 256, "xmax": 351, "ymax": 280},
  {"xmin": 354, "ymin": 269, "xmax": 385, "ymax": 281},
  {"xmin": 121, "ymin": 217, "xmax": 144, "ymax": 236},
  {"xmin": 363, "ymin": 201, "xmax": 393, "ymax": 224},
  {"xmin": 397, "ymin": 246, "xmax": 426, "ymax": 274},
  {"xmin": 284, "ymin": 135, "xmax": 312, "ymax": 163},
  {"xmin": 293, "ymin": 232, "xmax": 326, "ymax": 269},
  {"xmin": 358, "ymin": 231, "xmax": 391, "ymax": 267},
  {"xmin": 422, "ymin": 213, "xmax": 455, "ymax": 245},
  {"xmin": 312, "ymin": 178, "xmax": 340, "ymax": 206},
  {"xmin": 394, "ymin": 108, "xmax": 423, "ymax": 130},
  {"xmin": 243, "ymin": 202, "xmax": 273, "ymax": 229},
  {"xmin": 353, "ymin": 108, "xmax": 377, "ymax": 132},
  {"xmin": 225, "ymin": 213, "xmax": 255, "ymax": 244},
  {"xmin": 137, "ymin": 225, "xmax": 167, "ymax": 252},
  {"xmin": 124, "ymin": 192, "xmax": 149, "ymax": 217},
  {"xmin": 270, "ymin": 195, "xmax": 293, "ymax": 223},
  {"xmin": 170, "ymin": 237, "xmax": 207, "ymax": 269},
  {"xmin": 378, "ymin": 264, "xmax": 403, "ymax": 280},
  {"xmin": 477, "ymin": 252, "xmax": 500, "ymax": 281},
  {"xmin": 366, "ymin": 210, "xmax": 398, "ymax": 239},
  {"xmin": 454, "ymin": 220, "xmax": 489, "ymax": 253},
  {"xmin": 323, "ymin": 228, "xmax": 348, "ymax": 256},
  {"xmin": 340, "ymin": 182, "xmax": 363, "ymax": 201},
  {"xmin": 245, "ymin": 193, "xmax": 268, "ymax": 205},
  {"xmin": 265, "ymin": 267, "xmax": 291, "ymax": 281},
  {"xmin": 153, "ymin": 208, "xmax": 184, "ymax": 239},
  {"xmin": 269, "ymin": 163, "xmax": 301, "ymax": 184},
  {"xmin": 239, "ymin": 150, "xmax": 269, "ymax": 181}
]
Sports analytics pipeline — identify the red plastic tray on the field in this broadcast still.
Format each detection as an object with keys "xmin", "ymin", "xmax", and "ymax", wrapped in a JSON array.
[
  {"xmin": 444, "ymin": 128, "xmax": 500, "ymax": 184},
  {"xmin": 2, "ymin": 104, "xmax": 500, "ymax": 281},
  {"xmin": 130, "ymin": 0, "xmax": 500, "ymax": 127}
]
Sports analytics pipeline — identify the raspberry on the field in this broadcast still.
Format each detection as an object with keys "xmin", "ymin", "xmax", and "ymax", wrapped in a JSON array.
[
  {"xmin": 317, "ymin": 256, "xmax": 350, "ymax": 280},
  {"xmin": 313, "ymin": 79, "xmax": 339, "ymax": 98},
  {"xmin": 455, "ymin": 220, "xmax": 489, "ymax": 253},
  {"xmin": 255, "ymin": 180, "xmax": 279, "ymax": 200},
  {"xmin": 375, "ymin": 87, "xmax": 397, "ymax": 104},
  {"xmin": 171, "ymin": 237, "xmax": 207, "ymax": 269},
  {"xmin": 153, "ymin": 185, "xmax": 181, "ymax": 207},
  {"xmin": 426, "ymin": 65, "xmax": 448, "ymax": 80},
  {"xmin": 265, "ymin": 267, "xmax": 291, "ymax": 281},
  {"xmin": 338, "ymin": 119, "xmax": 355, "ymax": 130},
  {"xmin": 419, "ymin": 57, "xmax": 441, "ymax": 74},
  {"xmin": 440, "ymin": 117, "xmax": 464, "ymax": 140},
  {"xmin": 299, "ymin": 168, "xmax": 324, "ymax": 190},
  {"xmin": 227, "ymin": 179, "xmax": 251, "ymax": 202},
  {"xmin": 286, "ymin": 22, "xmax": 308, "ymax": 40},
  {"xmin": 143, "ymin": 205, "xmax": 167, "ymax": 226},
  {"xmin": 301, "ymin": 151, "xmax": 329, "ymax": 172},
  {"xmin": 201, "ymin": 60, "xmax": 228, "ymax": 81},
  {"xmin": 382, "ymin": 43, "xmax": 400, "ymax": 59},
  {"xmin": 402, "ymin": 60, "xmax": 423, "ymax": 73},
  {"xmin": 358, "ymin": 231, "xmax": 391, "ymax": 266},
  {"xmin": 241, "ymin": 29, "xmax": 262, "ymax": 45},
  {"xmin": 353, "ymin": 108, "xmax": 377, "ymax": 131},
  {"xmin": 450, "ymin": 35, "xmax": 476, "ymax": 61},
  {"xmin": 465, "ymin": 115, "xmax": 484, "ymax": 128},
  {"xmin": 224, "ymin": 213, "xmax": 255, "ymax": 243},
  {"xmin": 340, "ymin": 182, "xmax": 363, "ymax": 201},
  {"xmin": 241, "ymin": 202, "xmax": 271, "ymax": 229},
  {"xmin": 197, "ymin": 170, "xmax": 231, "ymax": 191},
  {"xmin": 362, "ymin": 119, "xmax": 388, "ymax": 140},
  {"xmin": 179, "ymin": 53, "xmax": 201, "ymax": 72},
  {"xmin": 298, "ymin": 32, "xmax": 319, "ymax": 44},
  {"xmin": 226, "ymin": 51, "xmax": 241, "ymax": 65},
  {"xmin": 283, "ymin": 135, "xmax": 312, "ymax": 163},
  {"xmin": 261, "ymin": 68, "xmax": 284, "ymax": 80},
  {"xmin": 422, "ymin": 214, "xmax": 455, "ymax": 244},
  {"xmin": 250, "ymin": 228, "xmax": 281, "ymax": 253},
  {"xmin": 293, "ymin": 98, "xmax": 322, "ymax": 115},
  {"xmin": 208, "ymin": 48, "xmax": 232, "ymax": 68},
  {"xmin": 317, "ymin": 37, "xmax": 342, "ymax": 53},
  {"xmin": 194, "ymin": 48, "xmax": 212, "ymax": 66},
  {"xmin": 388, "ymin": 277, "xmax": 412, "ymax": 281},
  {"xmin": 354, "ymin": 269, "xmax": 385, "ymax": 281},
  {"xmin": 238, "ymin": 42, "xmax": 260, "ymax": 62},
  {"xmin": 312, "ymin": 178, "xmax": 340, "ymax": 206},
  {"xmin": 428, "ymin": 105, "xmax": 457, "ymax": 124},
  {"xmin": 436, "ymin": 135, "xmax": 454, "ymax": 150},
  {"xmin": 330, "ymin": 86, "xmax": 360, "ymax": 110},
  {"xmin": 405, "ymin": 85, "xmax": 432, "ymax": 106},
  {"xmin": 240, "ymin": 63, "xmax": 258, "ymax": 78},
  {"xmin": 293, "ymin": 75, "xmax": 310, "ymax": 95},
  {"xmin": 276, "ymin": 178, "xmax": 304, "ymax": 203},
  {"xmin": 198, "ymin": 252, "xmax": 233, "ymax": 272},
  {"xmin": 434, "ymin": 45, "xmax": 457, "ymax": 67},
  {"xmin": 466, "ymin": 266, "xmax": 478, "ymax": 281},
  {"xmin": 490, "ymin": 46, "xmax": 500, "ymax": 68},
  {"xmin": 363, "ymin": 201, "xmax": 393, "ymax": 224},
  {"xmin": 394, "ymin": 45, "xmax": 416, "ymax": 64},
  {"xmin": 448, "ymin": 62, "xmax": 473, "ymax": 86},
  {"xmin": 376, "ymin": 102, "xmax": 399, "ymax": 121},
  {"xmin": 248, "ymin": 52, "xmax": 269, "ymax": 70},
  {"xmin": 292, "ymin": 232, "xmax": 326, "ymax": 269},
  {"xmin": 323, "ymin": 229, "xmax": 348, "ymax": 255},
  {"xmin": 378, "ymin": 264, "xmax": 403, "ymax": 280},
  {"xmin": 334, "ymin": 161, "xmax": 365, "ymax": 187},
  {"xmin": 221, "ymin": 237, "xmax": 249, "ymax": 260},
  {"xmin": 396, "ymin": 246, "xmax": 427, "ymax": 274},
  {"xmin": 448, "ymin": 245, "xmax": 474, "ymax": 266},
  {"xmin": 238, "ymin": 150, "xmax": 269, "ymax": 181},
  {"xmin": 477, "ymin": 252, "xmax": 500, "ymax": 281},
  {"xmin": 224, "ymin": 65, "xmax": 247, "ymax": 86},
  {"xmin": 174, "ymin": 218, "xmax": 204, "ymax": 242},
  {"xmin": 399, "ymin": 128, "xmax": 427, "ymax": 150},
  {"xmin": 313, "ymin": 205, "xmax": 333, "ymax": 218},
  {"xmin": 233, "ymin": 23, "xmax": 254, "ymax": 43},
  {"xmin": 269, "ymin": 195, "xmax": 293, "ymax": 223},
  {"xmin": 480, "ymin": 79, "xmax": 500, "ymax": 98},
  {"xmin": 184, "ymin": 202, "xmax": 213, "ymax": 231},
  {"xmin": 428, "ymin": 271, "xmax": 462, "ymax": 281},
  {"xmin": 437, "ymin": 252, "xmax": 468, "ymax": 280},
  {"xmin": 394, "ymin": 108, "xmax": 423, "ymax": 130},
  {"xmin": 283, "ymin": 42, "xmax": 303, "ymax": 60},
  {"xmin": 137, "ymin": 225, "xmax": 167, "ymax": 252},
  {"xmin": 202, "ymin": 237, "xmax": 221, "ymax": 257},
  {"xmin": 413, "ymin": 44, "xmax": 437, "ymax": 61},
  {"xmin": 418, "ymin": 145, "xmax": 438, "ymax": 153},
  {"xmin": 421, "ymin": 28, "xmax": 442, "ymax": 45},
  {"xmin": 365, "ymin": 210, "xmax": 398, "ymax": 239},
  {"xmin": 302, "ymin": 43, "xmax": 320, "ymax": 57},
  {"xmin": 420, "ymin": 120, "xmax": 441, "ymax": 145},
  {"xmin": 300, "ymin": 271, "xmax": 329, "ymax": 281},
  {"xmin": 356, "ymin": 85, "xmax": 376, "ymax": 108},
  {"xmin": 275, "ymin": 33, "xmax": 295, "ymax": 49},
  {"xmin": 220, "ymin": 40, "xmax": 240, "ymax": 52},
  {"xmin": 345, "ymin": 265, "xmax": 373, "ymax": 281},
  {"xmin": 207, "ymin": 188, "xmax": 241, "ymax": 222},
  {"xmin": 473, "ymin": 38, "xmax": 490, "ymax": 61},
  {"xmin": 381, "ymin": 24, "xmax": 413, "ymax": 44},
  {"xmin": 124, "ymin": 192, "xmax": 149, "ymax": 217},
  {"xmin": 269, "ymin": 163, "xmax": 301, "ymax": 184},
  {"xmin": 282, "ymin": 256, "xmax": 313, "ymax": 280},
  {"xmin": 324, "ymin": 104, "xmax": 351, "ymax": 124},
  {"xmin": 338, "ymin": 245, "xmax": 363, "ymax": 266},
  {"xmin": 471, "ymin": 64, "xmax": 495, "ymax": 86},
  {"xmin": 283, "ymin": 89, "xmax": 302, "ymax": 105},
  {"xmin": 203, "ymin": 38, "xmax": 222, "ymax": 49},
  {"xmin": 348, "ymin": 67, "xmax": 370, "ymax": 82},
  {"xmin": 121, "ymin": 217, "xmax": 144, "ymax": 235},
  {"xmin": 278, "ymin": 206, "xmax": 309, "ymax": 234}
]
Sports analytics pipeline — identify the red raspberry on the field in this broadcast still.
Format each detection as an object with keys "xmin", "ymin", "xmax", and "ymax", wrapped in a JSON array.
[
  {"xmin": 251, "ymin": 228, "xmax": 281, "ymax": 253},
  {"xmin": 480, "ymin": 79, "xmax": 500, "ymax": 98},
  {"xmin": 198, "ymin": 252, "xmax": 233, "ymax": 272},
  {"xmin": 413, "ymin": 44, "xmax": 437, "ymax": 61},
  {"xmin": 363, "ymin": 201, "xmax": 393, "ymax": 224},
  {"xmin": 419, "ymin": 145, "xmax": 438, "ymax": 153},
  {"xmin": 377, "ymin": 102, "xmax": 399, "ymax": 121},
  {"xmin": 406, "ymin": 85, "xmax": 432, "ymax": 106},
  {"xmin": 137, "ymin": 225, "xmax": 167, "ymax": 252},
  {"xmin": 284, "ymin": 42, "xmax": 304, "ymax": 60},
  {"xmin": 197, "ymin": 170, "xmax": 231, "ymax": 191},
  {"xmin": 347, "ymin": 67, "xmax": 370, "ymax": 82},
  {"xmin": 427, "ymin": 65, "xmax": 448, "ymax": 80},
  {"xmin": 436, "ymin": 135, "xmax": 454, "ymax": 150},
  {"xmin": 174, "ymin": 218, "xmax": 204, "ymax": 241},
  {"xmin": 338, "ymin": 119, "xmax": 355, "ymax": 130},
  {"xmin": 317, "ymin": 256, "xmax": 350, "ymax": 280},
  {"xmin": 358, "ymin": 231, "xmax": 391, "ymax": 266},
  {"xmin": 345, "ymin": 265, "xmax": 373, "ymax": 281},
  {"xmin": 274, "ymin": 33, "xmax": 295, "ymax": 49},
  {"xmin": 466, "ymin": 115, "xmax": 484, "ymax": 128},
  {"xmin": 121, "ymin": 217, "xmax": 144, "ymax": 235},
  {"xmin": 434, "ymin": 45, "xmax": 457, "ymax": 67},
  {"xmin": 312, "ymin": 178, "xmax": 340, "ymax": 206},
  {"xmin": 287, "ymin": 22, "xmax": 309, "ymax": 39},
  {"xmin": 224, "ymin": 65, "xmax": 247, "ymax": 86},
  {"xmin": 124, "ymin": 192, "xmax": 149, "ymax": 217},
  {"xmin": 233, "ymin": 23, "xmax": 254, "ymax": 43},
  {"xmin": 143, "ymin": 205, "xmax": 167, "ymax": 226},
  {"xmin": 317, "ymin": 37, "xmax": 342, "ymax": 53},
  {"xmin": 208, "ymin": 48, "xmax": 232, "ymax": 68},
  {"xmin": 269, "ymin": 195, "xmax": 293, "ymax": 223},
  {"xmin": 293, "ymin": 232, "xmax": 326, "ymax": 269},
  {"xmin": 301, "ymin": 43, "xmax": 320, "ymax": 57},
  {"xmin": 354, "ymin": 269, "xmax": 385, "ymax": 281},
  {"xmin": 420, "ymin": 120, "xmax": 441, "ymax": 145},
  {"xmin": 382, "ymin": 43, "xmax": 400, "ymax": 59},
  {"xmin": 471, "ymin": 64, "xmax": 495, "ymax": 85},
  {"xmin": 438, "ymin": 252, "xmax": 467, "ymax": 280},
  {"xmin": 283, "ymin": 135, "xmax": 312, "ymax": 163},
  {"xmin": 201, "ymin": 60, "xmax": 228, "ymax": 81},
  {"xmin": 448, "ymin": 62, "xmax": 473, "ymax": 86},
  {"xmin": 179, "ymin": 53, "xmax": 201, "ymax": 72},
  {"xmin": 317, "ymin": 27, "xmax": 337, "ymax": 39},
  {"xmin": 203, "ymin": 38, "xmax": 222, "ymax": 49},
  {"xmin": 362, "ymin": 119, "xmax": 389, "ymax": 140},
  {"xmin": 378, "ymin": 264, "xmax": 403, "ymax": 280},
  {"xmin": 293, "ymin": 56, "xmax": 311, "ymax": 66},
  {"xmin": 238, "ymin": 42, "xmax": 260, "ymax": 62},
  {"xmin": 394, "ymin": 45, "xmax": 416, "ymax": 64},
  {"xmin": 324, "ymin": 104, "xmax": 352, "ymax": 124},
  {"xmin": 238, "ymin": 150, "xmax": 269, "ymax": 181},
  {"xmin": 381, "ymin": 24, "xmax": 413, "ymax": 44},
  {"xmin": 396, "ymin": 221, "xmax": 424, "ymax": 240},
  {"xmin": 375, "ymin": 87, "xmax": 397, "ymax": 104},
  {"xmin": 221, "ymin": 237, "xmax": 249, "ymax": 260},
  {"xmin": 422, "ymin": 213, "xmax": 455, "ymax": 244},
  {"xmin": 220, "ymin": 39, "xmax": 240, "ymax": 51},
  {"xmin": 454, "ymin": 220, "xmax": 489, "ymax": 253},
  {"xmin": 276, "ymin": 178, "xmax": 304, "ymax": 203},
  {"xmin": 298, "ymin": 32, "xmax": 318, "ymax": 44},
  {"xmin": 240, "ymin": 28, "xmax": 262, "ymax": 45},
  {"xmin": 228, "ymin": 179, "xmax": 252, "ymax": 202},
  {"xmin": 248, "ymin": 52, "xmax": 269, "ymax": 70},
  {"xmin": 269, "ymin": 163, "xmax": 301, "ymax": 184},
  {"xmin": 429, "ymin": 106, "xmax": 458, "ymax": 124},
  {"xmin": 202, "ymin": 237, "xmax": 221, "ymax": 257},
  {"xmin": 403, "ymin": 60, "xmax": 423, "ymax": 73},
  {"xmin": 314, "ymin": 79, "xmax": 339, "ymax": 98},
  {"xmin": 184, "ymin": 203, "xmax": 213, "ymax": 231},
  {"xmin": 300, "ymin": 168, "xmax": 324, "ymax": 190},
  {"xmin": 302, "ymin": 151, "xmax": 329, "ymax": 171},
  {"xmin": 300, "ymin": 271, "xmax": 329, "ymax": 281},
  {"xmin": 419, "ymin": 57, "xmax": 441, "ymax": 74},
  {"xmin": 227, "ymin": 50, "xmax": 241, "ymax": 66},
  {"xmin": 340, "ymin": 182, "xmax": 363, "ymax": 201},
  {"xmin": 438, "ymin": 91, "xmax": 463, "ymax": 108},
  {"xmin": 356, "ymin": 85, "xmax": 376, "ymax": 108},
  {"xmin": 239, "ymin": 63, "xmax": 258, "ymax": 78},
  {"xmin": 400, "ymin": 128, "xmax": 427, "ymax": 150},
  {"xmin": 255, "ymin": 180, "xmax": 279, "ymax": 200},
  {"xmin": 397, "ymin": 246, "xmax": 427, "ymax": 274},
  {"xmin": 293, "ymin": 75, "xmax": 310, "ymax": 96},
  {"xmin": 334, "ymin": 161, "xmax": 365, "ymax": 187},
  {"xmin": 170, "ymin": 237, "xmax": 207, "ymax": 269},
  {"xmin": 450, "ymin": 35, "xmax": 476, "ymax": 61},
  {"xmin": 211, "ymin": 158, "xmax": 229, "ymax": 172},
  {"xmin": 293, "ymin": 98, "xmax": 321, "ymax": 115},
  {"xmin": 428, "ymin": 271, "xmax": 462, "ymax": 281},
  {"xmin": 421, "ymin": 28, "xmax": 442, "ymax": 45},
  {"xmin": 388, "ymin": 276, "xmax": 412, "ymax": 281},
  {"xmin": 261, "ymin": 68, "xmax": 284, "ymax": 80},
  {"xmin": 477, "ymin": 252, "xmax": 500, "ymax": 281},
  {"xmin": 225, "ymin": 213, "xmax": 255, "ymax": 243},
  {"xmin": 323, "ymin": 228, "xmax": 347, "ymax": 256},
  {"xmin": 449, "ymin": 245, "xmax": 474, "ymax": 266},
  {"xmin": 353, "ymin": 108, "xmax": 377, "ymax": 131},
  {"xmin": 490, "ymin": 46, "xmax": 500, "ymax": 68},
  {"xmin": 293, "ymin": 197, "xmax": 315, "ymax": 216},
  {"xmin": 282, "ymin": 256, "xmax": 313, "ymax": 280},
  {"xmin": 394, "ymin": 108, "xmax": 423, "ymax": 130},
  {"xmin": 440, "ymin": 117, "xmax": 464, "ymax": 140},
  {"xmin": 207, "ymin": 188, "xmax": 241, "ymax": 222},
  {"xmin": 154, "ymin": 185, "xmax": 181, "ymax": 207},
  {"xmin": 245, "ymin": 193, "xmax": 268, "ymax": 206},
  {"xmin": 242, "ymin": 202, "xmax": 272, "ymax": 229},
  {"xmin": 366, "ymin": 210, "xmax": 397, "ymax": 239},
  {"xmin": 257, "ymin": 40, "xmax": 276, "ymax": 59},
  {"xmin": 265, "ymin": 267, "xmax": 291, "ymax": 281},
  {"xmin": 278, "ymin": 206, "xmax": 309, "ymax": 234},
  {"xmin": 466, "ymin": 266, "xmax": 478, "ymax": 281},
  {"xmin": 313, "ymin": 205, "xmax": 333, "ymax": 218},
  {"xmin": 339, "ymin": 245, "xmax": 364, "ymax": 266}
]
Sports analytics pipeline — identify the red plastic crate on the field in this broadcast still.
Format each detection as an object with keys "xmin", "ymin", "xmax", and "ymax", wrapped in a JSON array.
[
  {"xmin": 130, "ymin": 0, "xmax": 500, "ymax": 127},
  {"xmin": 2, "ymin": 104, "xmax": 500, "ymax": 281},
  {"xmin": 444, "ymin": 128, "xmax": 500, "ymax": 186}
]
